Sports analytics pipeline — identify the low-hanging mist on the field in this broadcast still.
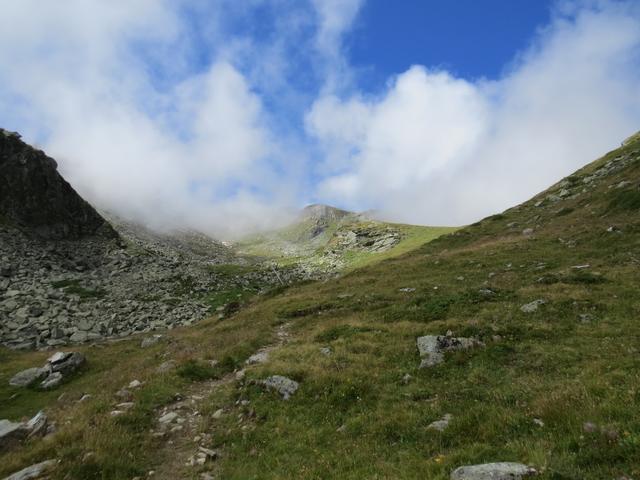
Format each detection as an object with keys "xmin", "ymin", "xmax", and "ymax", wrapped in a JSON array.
[{"xmin": 1, "ymin": 0, "xmax": 639, "ymax": 237}]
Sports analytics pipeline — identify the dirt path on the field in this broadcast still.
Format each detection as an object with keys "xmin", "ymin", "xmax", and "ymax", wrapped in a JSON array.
[{"xmin": 148, "ymin": 323, "xmax": 291, "ymax": 479}]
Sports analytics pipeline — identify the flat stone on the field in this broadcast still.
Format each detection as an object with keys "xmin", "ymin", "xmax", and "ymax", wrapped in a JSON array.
[
  {"xmin": 262, "ymin": 375, "xmax": 299, "ymax": 400},
  {"xmin": 246, "ymin": 351, "xmax": 269, "ymax": 365},
  {"xmin": 427, "ymin": 413, "xmax": 452, "ymax": 432},
  {"xmin": 40, "ymin": 372, "xmax": 63, "ymax": 389},
  {"xmin": 140, "ymin": 335, "xmax": 162, "ymax": 348},
  {"xmin": 47, "ymin": 352, "xmax": 71, "ymax": 364},
  {"xmin": 450, "ymin": 462, "xmax": 537, "ymax": 480},
  {"xmin": 9, "ymin": 367, "xmax": 49, "ymax": 387},
  {"xmin": 3, "ymin": 459, "xmax": 57, "ymax": 480},
  {"xmin": 520, "ymin": 300, "xmax": 546, "ymax": 313},
  {"xmin": 69, "ymin": 331, "xmax": 88, "ymax": 342},
  {"xmin": 159, "ymin": 412, "xmax": 178, "ymax": 424},
  {"xmin": 212, "ymin": 409, "xmax": 224, "ymax": 419}
]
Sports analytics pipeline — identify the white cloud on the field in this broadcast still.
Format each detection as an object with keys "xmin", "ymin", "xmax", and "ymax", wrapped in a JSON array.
[
  {"xmin": 0, "ymin": 1, "xmax": 302, "ymax": 238},
  {"xmin": 307, "ymin": 1, "xmax": 640, "ymax": 225},
  {"xmin": 1, "ymin": 0, "xmax": 639, "ymax": 236}
]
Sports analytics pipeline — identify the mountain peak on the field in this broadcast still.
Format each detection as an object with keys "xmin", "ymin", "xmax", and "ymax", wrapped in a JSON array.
[{"xmin": 300, "ymin": 204, "xmax": 352, "ymax": 222}]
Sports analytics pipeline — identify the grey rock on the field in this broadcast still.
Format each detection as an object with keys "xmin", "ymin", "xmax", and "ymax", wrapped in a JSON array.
[
  {"xmin": 24, "ymin": 411, "xmax": 48, "ymax": 439},
  {"xmin": 69, "ymin": 331, "xmax": 88, "ymax": 342},
  {"xmin": 0, "ymin": 411, "xmax": 47, "ymax": 451},
  {"xmin": 9, "ymin": 367, "xmax": 48, "ymax": 387},
  {"xmin": 427, "ymin": 413, "xmax": 452, "ymax": 432},
  {"xmin": 262, "ymin": 375, "xmax": 299, "ymax": 400},
  {"xmin": 159, "ymin": 412, "xmax": 178, "ymax": 424},
  {"xmin": 0, "ymin": 131, "xmax": 116, "ymax": 240},
  {"xmin": 49, "ymin": 352, "xmax": 85, "ymax": 375},
  {"xmin": 520, "ymin": 300, "xmax": 546, "ymax": 313},
  {"xmin": 140, "ymin": 335, "xmax": 162, "ymax": 348},
  {"xmin": 246, "ymin": 351, "xmax": 269, "ymax": 365},
  {"xmin": 417, "ymin": 335, "xmax": 483, "ymax": 368},
  {"xmin": 40, "ymin": 372, "xmax": 63, "ymax": 389},
  {"xmin": 0, "ymin": 419, "xmax": 23, "ymax": 451},
  {"xmin": 450, "ymin": 462, "xmax": 537, "ymax": 480},
  {"xmin": 3, "ymin": 459, "xmax": 57, "ymax": 480}
]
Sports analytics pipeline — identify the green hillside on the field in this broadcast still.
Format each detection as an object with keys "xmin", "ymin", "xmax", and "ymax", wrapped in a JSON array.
[
  {"xmin": 237, "ymin": 207, "xmax": 457, "ymax": 272},
  {"xmin": 2, "ymin": 136, "xmax": 640, "ymax": 479}
]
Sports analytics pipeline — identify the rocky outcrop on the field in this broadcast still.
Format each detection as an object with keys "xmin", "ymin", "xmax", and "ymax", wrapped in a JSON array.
[
  {"xmin": 0, "ymin": 129, "xmax": 116, "ymax": 240},
  {"xmin": 9, "ymin": 352, "xmax": 85, "ymax": 389},
  {"xmin": 0, "ymin": 411, "xmax": 48, "ymax": 451},
  {"xmin": 417, "ymin": 334, "xmax": 484, "ymax": 368},
  {"xmin": 0, "ymin": 213, "xmax": 312, "ymax": 349},
  {"xmin": 262, "ymin": 375, "xmax": 299, "ymax": 400}
]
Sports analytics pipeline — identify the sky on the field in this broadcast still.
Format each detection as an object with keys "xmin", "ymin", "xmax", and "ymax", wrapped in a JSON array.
[{"xmin": 1, "ymin": 0, "xmax": 640, "ymax": 237}]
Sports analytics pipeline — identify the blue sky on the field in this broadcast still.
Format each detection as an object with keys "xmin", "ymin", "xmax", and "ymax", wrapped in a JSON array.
[
  {"xmin": 350, "ymin": 1, "xmax": 554, "ymax": 83},
  {"xmin": 0, "ymin": 1, "xmax": 639, "ymax": 236}
]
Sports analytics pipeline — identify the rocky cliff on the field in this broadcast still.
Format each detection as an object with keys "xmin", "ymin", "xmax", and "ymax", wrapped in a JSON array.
[{"xmin": 0, "ymin": 129, "xmax": 116, "ymax": 239}]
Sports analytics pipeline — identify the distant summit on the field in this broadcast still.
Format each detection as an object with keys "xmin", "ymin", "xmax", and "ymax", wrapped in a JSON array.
[
  {"xmin": 299, "ymin": 204, "xmax": 352, "ymax": 222},
  {"xmin": 0, "ymin": 129, "xmax": 116, "ymax": 239}
]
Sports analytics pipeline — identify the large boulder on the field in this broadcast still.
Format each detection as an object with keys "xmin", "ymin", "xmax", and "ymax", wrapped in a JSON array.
[
  {"xmin": 0, "ymin": 129, "xmax": 117, "ymax": 240},
  {"xmin": 0, "ymin": 411, "xmax": 48, "ymax": 451},
  {"xmin": 417, "ymin": 334, "xmax": 484, "ymax": 368},
  {"xmin": 451, "ymin": 462, "xmax": 537, "ymax": 480},
  {"xmin": 8, "ymin": 352, "xmax": 86, "ymax": 390},
  {"xmin": 9, "ymin": 367, "xmax": 48, "ymax": 387}
]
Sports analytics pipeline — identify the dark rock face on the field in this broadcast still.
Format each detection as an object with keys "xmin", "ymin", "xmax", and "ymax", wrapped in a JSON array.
[{"xmin": 0, "ymin": 129, "xmax": 116, "ymax": 239}]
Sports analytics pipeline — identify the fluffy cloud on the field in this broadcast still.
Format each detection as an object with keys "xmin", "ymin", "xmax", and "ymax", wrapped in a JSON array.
[
  {"xmin": 307, "ymin": 1, "xmax": 640, "ymax": 225},
  {"xmin": 1, "ymin": 0, "xmax": 639, "ymax": 235},
  {"xmin": 0, "ymin": 0, "xmax": 363, "ymax": 237}
]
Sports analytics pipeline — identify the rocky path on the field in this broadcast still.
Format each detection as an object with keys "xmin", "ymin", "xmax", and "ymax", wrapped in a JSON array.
[{"xmin": 147, "ymin": 323, "xmax": 291, "ymax": 480}]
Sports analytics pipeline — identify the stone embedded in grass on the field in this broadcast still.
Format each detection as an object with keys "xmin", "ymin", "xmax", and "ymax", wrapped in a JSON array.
[
  {"xmin": 40, "ymin": 372, "xmax": 63, "ymax": 389},
  {"xmin": 212, "ymin": 409, "xmax": 224, "ymax": 419},
  {"xmin": 427, "ymin": 413, "xmax": 452, "ymax": 432},
  {"xmin": 0, "ymin": 411, "xmax": 48, "ymax": 451},
  {"xmin": 520, "ymin": 299, "xmax": 546, "ymax": 313},
  {"xmin": 450, "ymin": 462, "xmax": 537, "ymax": 480},
  {"xmin": 159, "ymin": 412, "xmax": 179, "ymax": 424},
  {"xmin": 262, "ymin": 375, "xmax": 299, "ymax": 400},
  {"xmin": 320, "ymin": 346, "xmax": 332, "ymax": 356},
  {"xmin": 246, "ymin": 351, "xmax": 269, "ymax": 365},
  {"xmin": 3, "ymin": 459, "xmax": 57, "ymax": 480},
  {"xmin": 8, "ymin": 351, "xmax": 85, "ymax": 390},
  {"xmin": 9, "ymin": 367, "xmax": 48, "ymax": 387},
  {"xmin": 417, "ymin": 335, "xmax": 484, "ymax": 368},
  {"xmin": 140, "ymin": 335, "xmax": 162, "ymax": 348},
  {"xmin": 49, "ymin": 352, "xmax": 85, "ymax": 375}
]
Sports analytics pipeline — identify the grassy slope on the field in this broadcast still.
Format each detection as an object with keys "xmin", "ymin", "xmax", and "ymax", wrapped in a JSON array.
[
  {"xmin": 2, "ymin": 139, "xmax": 640, "ymax": 479},
  {"xmin": 238, "ymin": 216, "xmax": 457, "ymax": 271}
]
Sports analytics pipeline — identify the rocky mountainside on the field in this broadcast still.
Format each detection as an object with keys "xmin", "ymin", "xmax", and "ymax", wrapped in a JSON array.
[
  {"xmin": 238, "ymin": 203, "xmax": 455, "ymax": 271},
  {"xmin": 0, "ymin": 133, "xmax": 314, "ymax": 351},
  {"xmin": 0, "ymin": 129, "xmax": 116, "ymax": 240},
  {"xmin": 1, "ymin": 133, "xmax": 640, "ymax": 479}
]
